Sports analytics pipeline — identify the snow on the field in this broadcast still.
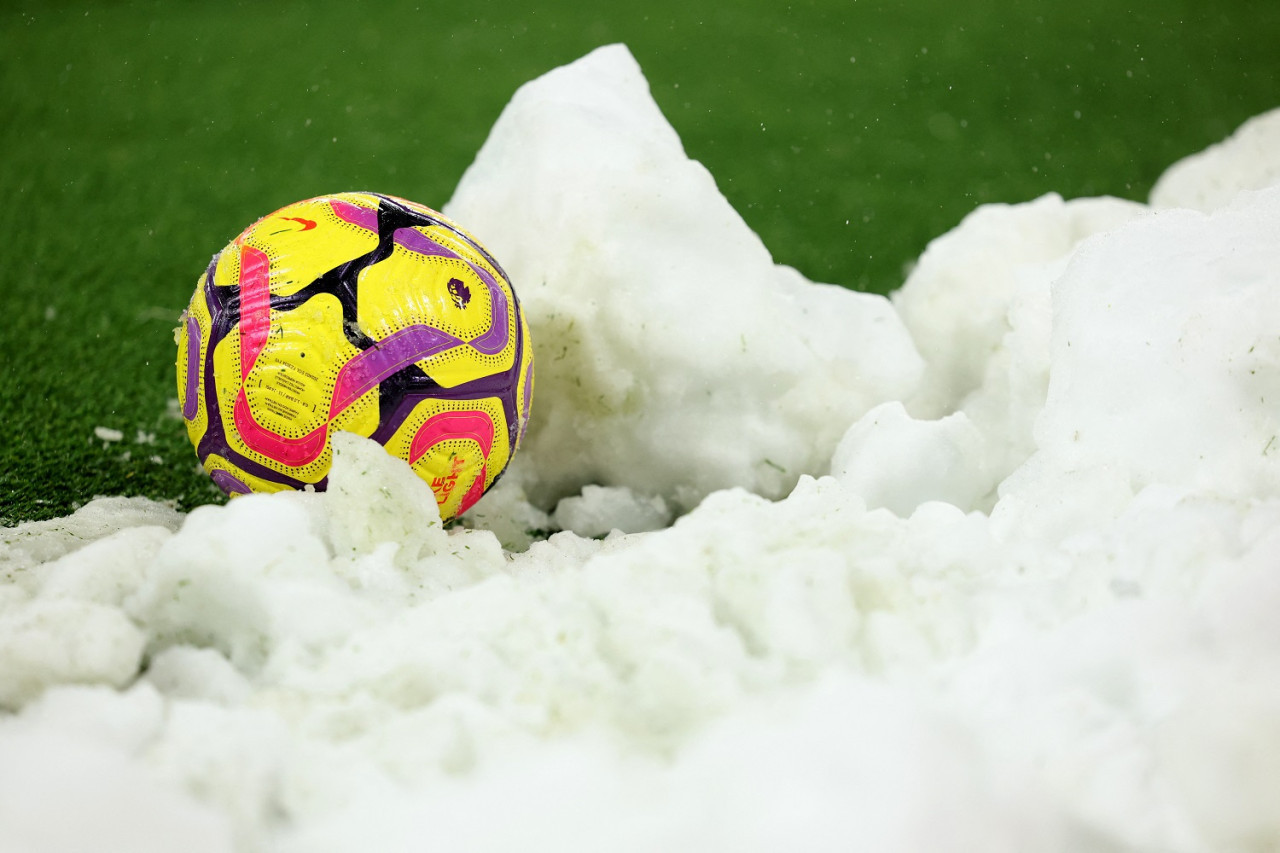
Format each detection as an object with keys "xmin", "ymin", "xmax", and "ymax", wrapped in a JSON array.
[
  {"xmin": 552, "ymin": 485, "xmax": 673, "ymax": 538},
  {"xmin": 3, "ymin": 43, "xmax": 1280, "ymax": 851},
  {"xmin": 445, "ymin": 45, "xmax": 922, "ymax": 514},
  {"xmin": 1151, "ymin": 108, "xmax": 1280, "ymax": 212}
]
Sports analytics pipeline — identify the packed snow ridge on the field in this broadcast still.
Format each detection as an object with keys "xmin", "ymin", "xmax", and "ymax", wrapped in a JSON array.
[{"xmin": 4, "ymin": 44, "xmax": 1280, "ymax": 852}]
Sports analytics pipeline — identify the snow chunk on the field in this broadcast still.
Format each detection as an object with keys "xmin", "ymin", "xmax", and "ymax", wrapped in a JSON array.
[
  {"xmin": 1034, "ymin": 188, "xmax": 1280, "ymax": 500},
  {"xmin": 552, "ymin": 485, "xmax": 672, "ymax": 537},
  {"xmin": 94, "ymin": 426, "xmax": 124, "ymax": 442},
  {"xmin": 325, "ymin": 428, "xmax": 447, "ymax": 563},
  {"xmin": 126, "ymin": 492, "xmax": 369, "ymax": 672},
  {"xmin": 125, "ymin": 434, "xmax": 509, "ymax": 674},
  {"xmin": 893, "ymin": 193, "xmax": 1144, "ymax": 419},
  {"xmin": 35, "ymin": 525, "xmax": 173, "ymax": 605},
  {"xmin": 1, "ymin": 495, "xmax": 184, "ymax": 573},
  {"xmin": 0, "ymin": 599, "xmax": 146, "ymax": 709},
  {"xmin": 832, "ymin": 402, "xmax": 993, "ymax": 516},
  {"xmin": 144, "ymin": 645, "xmax": 253, "ymax": 706},
  {"xmin": 1151, "ymin": 107, "xmax": 1280, "ymax": 211},
  {"xmin": 448, "ymin": 44, "xmax": 921, "ymax": 513}
]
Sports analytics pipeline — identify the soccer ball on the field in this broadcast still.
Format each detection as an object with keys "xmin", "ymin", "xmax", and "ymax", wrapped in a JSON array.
[{"xmin": 176, "ymin": 192, "xmax": 534, "ymax": 522}]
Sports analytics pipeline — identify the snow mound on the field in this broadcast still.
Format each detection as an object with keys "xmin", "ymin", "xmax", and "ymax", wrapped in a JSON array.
[
  {"xmin": 894, "ymin": 193, "xmax": 1144, "ymax": 420},
  {"xmin": 3, "ymin": 49, "xmax": 1280, "ymax": 853},
  {"xmin": 1151, "ymin": 106, "xmax": 1280, "ymax": 211},
  {"xmin": 446, "ymin": 44, "xmax": 922, "ymax": 514}
]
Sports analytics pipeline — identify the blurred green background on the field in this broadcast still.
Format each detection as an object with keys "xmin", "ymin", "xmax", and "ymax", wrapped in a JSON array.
[{"xmin": 2, "ymin": 0, "xmax": 1277, "ymax": 523}]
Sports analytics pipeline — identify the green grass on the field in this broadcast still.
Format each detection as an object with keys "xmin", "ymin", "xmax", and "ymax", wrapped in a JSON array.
[{"xmin": 1, "ymin": 0, "xmax": 1277, "ymax": 523}]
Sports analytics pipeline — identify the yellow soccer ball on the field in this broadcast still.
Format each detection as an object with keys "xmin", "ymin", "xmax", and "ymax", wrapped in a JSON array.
[{"xmin": 176, "ymin": 193, "xmax": 533, "ymax": 522}]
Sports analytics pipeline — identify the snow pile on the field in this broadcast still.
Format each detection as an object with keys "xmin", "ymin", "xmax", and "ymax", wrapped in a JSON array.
[
  {"xmin": 445, "ymin": 46, "xmax": 921, "ymax": 515},
  {"xmin": 1151, "ymin": 108, "xmax": 1280, "ymax": 211},
  {"xmin": 3, "ymin": 44, "xmax": 1280, "ymax": 852}
]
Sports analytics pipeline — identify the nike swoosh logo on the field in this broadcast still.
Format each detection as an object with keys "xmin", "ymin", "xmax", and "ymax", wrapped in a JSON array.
[{"xmin": 281, "ymin": 216, "xmax": 318, "ymax": 231}]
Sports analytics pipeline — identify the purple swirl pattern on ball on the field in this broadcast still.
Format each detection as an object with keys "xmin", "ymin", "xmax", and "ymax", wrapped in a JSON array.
[
  {"xmin": 329, "ymin": 324, "xmax": 463, "ymax": 417},
  {"xmin": 183, "ymin": 315, "xmax": 201, "ymax": 420},
  {"xmin": 393, "ymin": 227, "xmax": 510, "ymax": 356},
  {"xmin": 329, "ymin": 199, "xmax": 379, "ymax": 231},
  {"xmin": 210, "ymin": 469, "xmax": 252, "ymax": 495},
  {"xmin": 329, "ymin": 199, "xmax": 511, "ymax": 357}
]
